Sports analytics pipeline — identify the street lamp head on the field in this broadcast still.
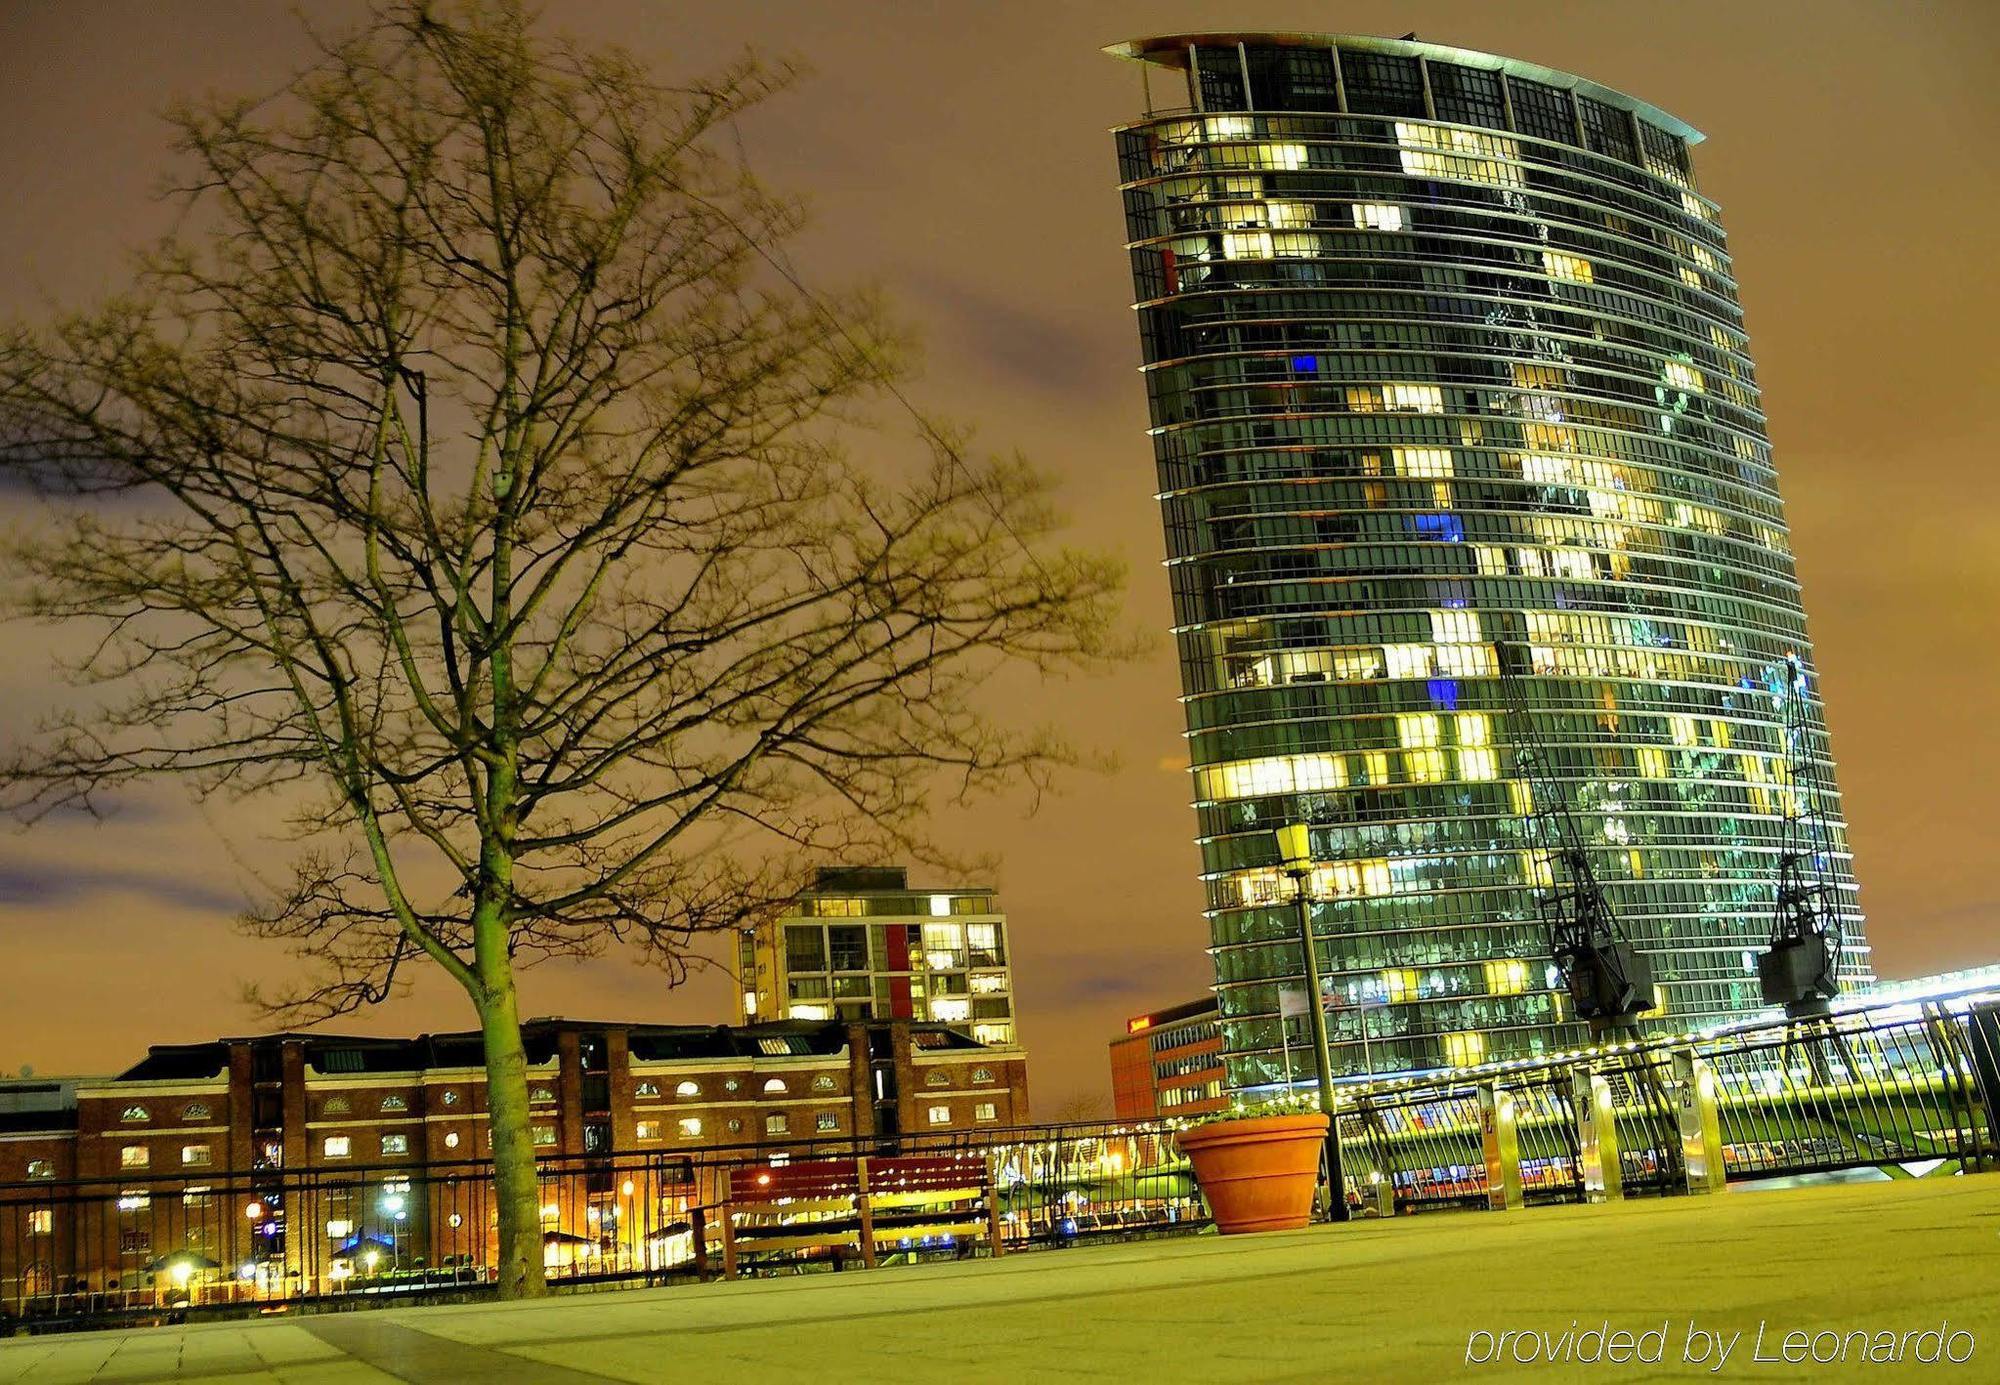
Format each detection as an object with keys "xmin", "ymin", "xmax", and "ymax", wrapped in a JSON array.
[{"xmin": 1276, "ymin": 822, "xmax": 1313, "ymax": 872}]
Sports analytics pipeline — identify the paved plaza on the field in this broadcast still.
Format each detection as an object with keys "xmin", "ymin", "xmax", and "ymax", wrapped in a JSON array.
[{"xmin": 3, "ymin": 1177, "xmax": 1996, "ymax": 1383}]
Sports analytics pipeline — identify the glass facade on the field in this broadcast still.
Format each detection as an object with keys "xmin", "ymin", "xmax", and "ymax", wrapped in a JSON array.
[{"xmin": 1110, "ymin": 36, "xmax": 1869, "ymax": 1091}]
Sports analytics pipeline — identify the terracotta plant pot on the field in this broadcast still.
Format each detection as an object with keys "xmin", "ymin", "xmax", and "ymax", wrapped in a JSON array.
[{"xmin": 1176, "ymin": 1113, "xmax": 1330, "ymax": 1234}]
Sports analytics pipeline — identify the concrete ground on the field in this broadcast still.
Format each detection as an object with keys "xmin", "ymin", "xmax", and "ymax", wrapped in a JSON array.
[{"xmin": 3, "ymin": 1177, "xmax": 1996, "ymax": 1384}]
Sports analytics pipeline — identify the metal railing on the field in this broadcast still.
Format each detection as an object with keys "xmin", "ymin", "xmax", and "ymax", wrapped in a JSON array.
[
  {"xmin": 0, "ymin": 1120, "xmax": 1203, "ymax": 1334},
  {"xmin": 4, "ymin": 991, "xmax": 1995, "ymax": 1334}
]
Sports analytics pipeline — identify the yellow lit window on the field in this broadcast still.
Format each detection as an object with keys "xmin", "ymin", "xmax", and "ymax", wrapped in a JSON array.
[
  {"xmin": 1483, "ymin": 958, "xmax": 1530, "ymax": 995},
  {"xmin": 1458, "ymin": 746, "xmax": 1499, "ymax": 781},
  {"xmin": 1386, "ymin": 382, "xmax": 1445, "ymax": 414},
  {"xmin": 1455, "ymin": 712, "xmax": 1491, "ymax": 746},
  {"xmin": 1381, "ymin": 968, "xmax": 1420, "ymax": 1002},
  {"xmin": 1542, "ymin": 250, "xmax": 1595, "ymax": 283},
  {"xmin": 1406, "ymin": 747, "xmax": 1447, "ymax": 783},
  {"xmin": 1681, "ymin": 191, "xmax": 1714, "ymax": 222},
  {"xmin": 1429, "ymin": 609, "xmax": 1483, "ymax": 644},
  {"xmin": 1396, "ymin": 712, "xmax": 1441, "ymax": 748},
  {"xmin": 1474, "ymin": 545, "xmax": 1508, "ymax": 575},
  {"xmin": 1634, "ymin": 745, "xmax": 1669, "ymax": 779},
  {"xmin": 1223, "ymin": 230, "xmax": 1273, "ymax": 260},
  {"xmin": 1443, "ymin": 1031, "xmax": 1487, "ymax": 1066},
  {"xmin": 1351, "ymin": 202, "xmax": 1405, "ymax": 231},
  {"xmin": 1361, "ymin": 750, "xmax": 1391, "ymax": 785},
  {"xmin": 1668, "ymin": 714, "xmax": 1698, "ymax": 747},
  {"xmin": 1195, "ymin": 752, "xmax": 1349, "ymax": 801},
  {"xmin": 1394, "ymin": 122, "xmax": 1524, "ymax": 188},
  {"xmin": 1392, "ymin": 447, "xmax": 1453, "ymax": 478},
  {"xmin": 1520, "ymin": 851, "xmax": 1554, "ymax": 889},
  {"xmin": 1663, "ymin": 360, "xmax": 1706, "ymax": 394},
  {"xmin": 1266, "ymin": 201, "xmax": 1313, "ymax": 227},
  {"xmin": 1256, "ymin": 143, "xmax": 1307, "ymax": 170},
  {"xmin": 1508, "ymin": 779, "xmax": 1534, "ymax": 815},
  {"xmin": 1628, "ymin": 848, "xmax": 1646, "ymax": 879},
  {"xmin": 1710, "ymin": 719, "xmax": 1732, "ymax": 748}
]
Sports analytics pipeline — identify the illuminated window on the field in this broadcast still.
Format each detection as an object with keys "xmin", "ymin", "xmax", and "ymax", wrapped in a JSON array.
[
  {"xmin": 634, "ymin": 1082, "xmax": 660, "ymax": 1098},
  {"xmin": 1387, "ymin": 383, "xmax": 1444, "ymax": 413},
  {"xmin": 1255, "ymin": 143, "xmax": 1307, "ymax": 170},
  {"xmin": 379, "ymin": 1134, "xmax": 408, "ymax": 1156},
  {"xmin": 928, "ymin": 1105, "xmax": 952, "ymax": 1126},
  {"xmin": 764, "ymin": 1113, "xmax": 788, "ymax": 1136},
  {"xmin": 180, "ymin": 1145, "xmax": 211, "ymax": 1167},
  {"xmin": 762, "ymin": 1078, "xmax": 787, "ymax": 1095},
  {"xmin": 379, "ymin": 1095, "xmax": 407, "ymax": 1113},
  {"xmin": 26, "ymin": 1160, "xmax": 52, "ymax": 1180},
  {"xmin": 1223, "ymin": 229, "xmax": 1273, "ymax": 260},
  {"xmin": 444, "ymin": 1131, "xmax": 460, "ymax": 1149},
  {"xmin": 1668, "ymin": 715, "xmax": 1698, "ymax": 747},
  {"xmin": 1443, "ymin": 1032, "xmax": 1487, "ymax": 1066},
  {"xmin": 1396, "ymin": 712, "xmax": 1441, "ymax": 748},
  {"xmin": 1406, "ymin": 747, "xmax": 1447, "ymax": 783},
  {"xmin": 531, "ymin": 1125, "xmax": 557, "ymax": 1148},
  {"xmin": 323, "ymin": 1097, "xmax": 350, "ymax": 1116},
  {"xmin": 975, "ymin": 1103, "xmax": 998, "ymax": 1122},
  {"xmin": 322, "ymin": 1137, "xmax": 351, "ymax": 1159},
  {"xmin": 1662, "ymin": 360, "xmax": 1705, "ymax": 394},
  {"xmin": 120, "ymin": 1106, "xmax": 148, "ymax": 1123},
  {"xmin": 1394, "ymin": 122, "xmax": 1523, "ymax": 188},
  {"xmin": 1635, "ymin": 746, "xmax": 1669, "ymax": 779},
  {"xmin": 183, "ymin": 1102, "xmax": 211, "ymax": 1121},
  {"xmin": 815, "ymin": 1113, "xmax": 839, "ymax": 1132},
  {"xmin": 1455, "ymin": 712, "xmax": 1491, "ymax": 746},
  {"xmin": 788, "ymin": 1003, "xmax": 833, "ymax": 1021},
  {"xmin": 678, "ymin": 1117, "xmax": 704, "ymax": 1138},
  {"xmin": 1458, "ymin": 746, "xmax": 1499, "ymax": 781},
  {"xmin": 326, "ymin": 1219, "xmax": 352, "ymax": 1239},
  {"xmin": 674, "ymin": 1080, "xmax": 700, "ymax": 1098},
  {"xmin": 1351, "ymin": 202, "xmax": 1405, "ymax": 231},
  {"xmin": 1484, "ymin": 959, "xmax": 1531, "ymax": 995},
  {"xmin": 1542, "ymin": 251, "xmax": 1594, "ymax": 284},
  {"xmin": 27, "ymin": 1209, "xmax": 51, "ymax": 1236},
  {"xmin": 1381, "ymin": 969, "xmax": 1420, "ymax": 1002},
  {"xmin": 119, "ymin": 1145, "xmax": 149, "ymax": 1169},
  {"xmin": 1508, "ymin": 780, "xmax": 1534, "ymax": 815},
  {"xmin": 972, "ymin": 1067, "xmax": 994, "ymax": 1083},
  {"xmin": 1392, "ymin": 447, "xmax": 1453, "ymax": 478}
]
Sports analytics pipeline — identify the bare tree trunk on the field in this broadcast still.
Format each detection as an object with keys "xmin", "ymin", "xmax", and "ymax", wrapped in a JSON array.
[{"xmin": 476, "ymin": 963, "xmax": 547, "ymax": 1299}]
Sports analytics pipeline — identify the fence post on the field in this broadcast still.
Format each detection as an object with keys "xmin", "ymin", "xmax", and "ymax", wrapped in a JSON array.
[
  {"xmin": 720, "ymin": 1173, "xmax": 739, "ymax": 1281},
  {"xmin": 691, "ymin": 1203, "xmax": 710, "ymax": 1283},
  {"xmin": 1573, "ymin": 1071, "xmax": 1623, "ymax": 1202},
  {"xmin": 1671, "ymin": 1052, "xmax": 1726, "ymax": 1194},
  {"xmin": 1478, "ymin": 1084, "xmax": 1523, "ymax": 1211},
  {"xmin": 986, "ymin": 1153, "xmax": 1005, "ymax": 1258},
  {"xmin": 855, "ymin": 1156, "xmax": 877, "ymax": 1270}
]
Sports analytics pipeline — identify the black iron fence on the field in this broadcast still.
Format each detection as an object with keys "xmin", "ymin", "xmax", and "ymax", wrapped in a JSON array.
[
  {"xmin": 5, "ymin": 993, "xmax": 1997, "ymax": 1334},
  {"xmin": 0, "ymin": 1120, "xmax": 1202, "ymax": 1333}
]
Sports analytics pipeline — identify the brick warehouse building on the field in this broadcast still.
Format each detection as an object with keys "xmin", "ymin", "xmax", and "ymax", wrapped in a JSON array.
[{"xmin": 0, "ymin": 1018, "xmax": 1028, "ymax": 1310}]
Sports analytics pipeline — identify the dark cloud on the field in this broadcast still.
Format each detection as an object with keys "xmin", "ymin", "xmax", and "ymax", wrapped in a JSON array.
[{"xmin": 0, "ymin": 856, "xmax": 246, "ymax": 914}]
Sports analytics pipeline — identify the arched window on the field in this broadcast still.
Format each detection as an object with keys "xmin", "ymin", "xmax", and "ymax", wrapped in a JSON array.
[
  {"xmin": 924, "ymin": 1071, "xmax": 949, "ymax": 1087},
  {"xmin": 761, "ymin": 1078, "xmax": 787, "ymax": 1095},
  {"xmin": 811, "ymin": 1074, "xmax": 836, "ymax": 1092},
  {"xmin": 634, "ymin": 1081, "xmax": 660, "ymax": 1097},
  {"xmin": 322, "ymin": 1096, "xmax": 350, "ymax": 1116},
  {"xmin": 380, "ymin": 1095, "xmax": 408, "ymax": 1113},
  {"xmin": 182, "ymin": 1102, "xmax": 210, "ymax": 1120},
  {"xmin": 674, "ymin": 1080, "xmax": 700, "ymax": 1098},
  {"xmin": 120, "ymin": 1105, "xmax": 148, "ymax": 1123}
]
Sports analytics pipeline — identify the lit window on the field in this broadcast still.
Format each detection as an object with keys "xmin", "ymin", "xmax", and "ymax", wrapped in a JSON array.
[
  {"xmin": 323, "ymin": 1137, "xmax": 351, "ymax": 1159},
  {"xmin": 27, "ymin": 1209, "xmax": 51, "ymax": 1235},
  {"xmin": 815, "ymin": 1113, "xmax": 838, "ymax": 1132},
  {"xmin": 634, "ymin": 1082, "xmax": 660, "ymax": 1098},
  {"xmin": 531, "ymin": 1125, "xmax": 557, "ymax": 1148},
  {"xmin": 971, "ymin": 1067, "xmax": 994, "ymax": 1084},
  {"xmin": 1351, "ymin": 202, "xmax": 1404, "ymax": 231},
  {"xmin": 1458, "ymin": 746, "xmax": 1499, "ymax": 781},
  {"xmin": 676, "ymin": 1118, "xmax": 702, "ymax": 1138},
  {"xmin": 116, "ymin": 1191, "xmax": 150, "ymax": 1212},
  {"xmin": 635, "ymin": 1120, "xmax": 663, "ymax": 1141},
  {"xmin": 764, "ymin": 1114, "xmax": 788, "ymax": 1136},
  {"xmin": 326, "ymin": 1219, "xmax": 352, "ymax": 1239},
  {"xmin": 1405, "ymin": 748, "xmax": 1447, "ymax": 783},
  {"xmin": 180, "ymin": 1145, "xmax": 212, "ymax": 1167},
  {"xmin": 762, "ymin": 1078, "xmax": 787, "ymax": 1095},
  {"xmin": 1484, "ymin": 959, "xmax": 1531, "ymax": 995},
  {"xmin": 379, "ymin": 1095, "xmax": 407, "ymax": 1113},
  {"xmin": 1395, "ymin": 122, "xmax": 1523, "ymax": 188},
  {"xmin": 811, "ymin": 1074, "xmax": 836, "ymax": 1092},
  {"xmin": 675, "ymin": 1080, "xmax": 700, "ymax": 1098},
  {"xmin": 530, "ymin": 1086, "xmax": 555, "ymax": 1104},
  {"xmin": 322, "ymin": 1097, "xmax": 349, "ymax": 1116},
  {"xmin": 1542, "ymin": 251, "xmax": 1594, "ymax": 284},
  {"xmin": 1662, "ymin": 360, "xmax": 1705, "ymax": 394},
  {"xmin": 1635, "ymin": 745, "xmax": 1669, "ymax": 779},
  {"xmin": 1392, "ymin": 447, "xmax": 1452, "ymax": 478},
  {"xmin": 1444, "ymin": 1032, "xmax": 1487, "ymax": 1066},
  {"xmin": 120, "ymin": 1106, "xmax": 148, "ymax": 1123},
  {"xmin": 1396, "ymin": 712, "xmax": 1441, "ymax": 748},
  {"xmin": 380, "ymin": 1134, "xmax": 409, "ymax": 1156},
  {"xmin": 27, "ymin": 1159, "xmax": 54, "ymax": 1179},
  {"xmin": 443, "ymin": 1131, "xmax": 460, "ymax": 1150},
  {"xmin": 788, "ymin": 1003, "xmax": 833, "ymax": 1021},
  {"xmin": 183, "ymin": 1103, "xmax": 211, "ymax": 1121},
  {"xmin": 930, "ymin": 997, "xmax": 971, "ymax": 1022},
  {"xmin": 440, "ymin": 1089, "xmax": 459, "ymax": 1106},
  {"xmin": 1381, "ymin": 969, "xmax": 1420, "ymax": 1003},
  {"xmin": 119, "ymin": 1145, "xmax": 148, "ymax": 1170},
  {"xmin": 929, "ymin": 894, "xmax": 952, "ymax": 917},
  {"xmin": 927, "ymin": 1105, "xmax": 952, "ymax": 1126}
]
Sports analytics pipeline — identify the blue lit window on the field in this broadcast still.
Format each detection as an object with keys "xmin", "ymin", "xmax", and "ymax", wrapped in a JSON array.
[{"xmin": 1410, "ymin": 513, "xmax": 1465, "ymax": 542}]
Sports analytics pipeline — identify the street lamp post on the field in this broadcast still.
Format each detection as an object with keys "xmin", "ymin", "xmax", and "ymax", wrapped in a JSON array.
[{"xmin": 1276, "ymin": 822, "xmax": 1350, "ymax": 1223}]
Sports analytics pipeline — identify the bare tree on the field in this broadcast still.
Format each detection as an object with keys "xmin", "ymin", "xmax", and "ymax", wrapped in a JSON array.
[{"xmin": 0, "ymin": 1, "xmax": 1124, "ymax": 1297}]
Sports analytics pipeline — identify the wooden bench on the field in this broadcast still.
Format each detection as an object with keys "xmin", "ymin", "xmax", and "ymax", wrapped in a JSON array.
[{"xmin": 719, "ymin": 1155, "xmax": 1002, "ymax": 1279}]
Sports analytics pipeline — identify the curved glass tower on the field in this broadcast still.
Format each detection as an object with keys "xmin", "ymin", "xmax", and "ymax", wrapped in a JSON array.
[{"xmin": 1109, "ymin": 34, "xmax": 1869, "ymax": 1089}]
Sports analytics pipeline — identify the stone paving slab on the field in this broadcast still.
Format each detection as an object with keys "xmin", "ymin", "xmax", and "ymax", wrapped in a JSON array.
[{"xmin": 4, "ymin": 1178, "xmax": 1997, "ymax": 1383}]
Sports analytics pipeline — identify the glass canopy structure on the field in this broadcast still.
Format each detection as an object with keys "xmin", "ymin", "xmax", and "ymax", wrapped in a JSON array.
[{"xmin": 1109, "ymin": 34, "xmax": 1869, "ymax": 1090}]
